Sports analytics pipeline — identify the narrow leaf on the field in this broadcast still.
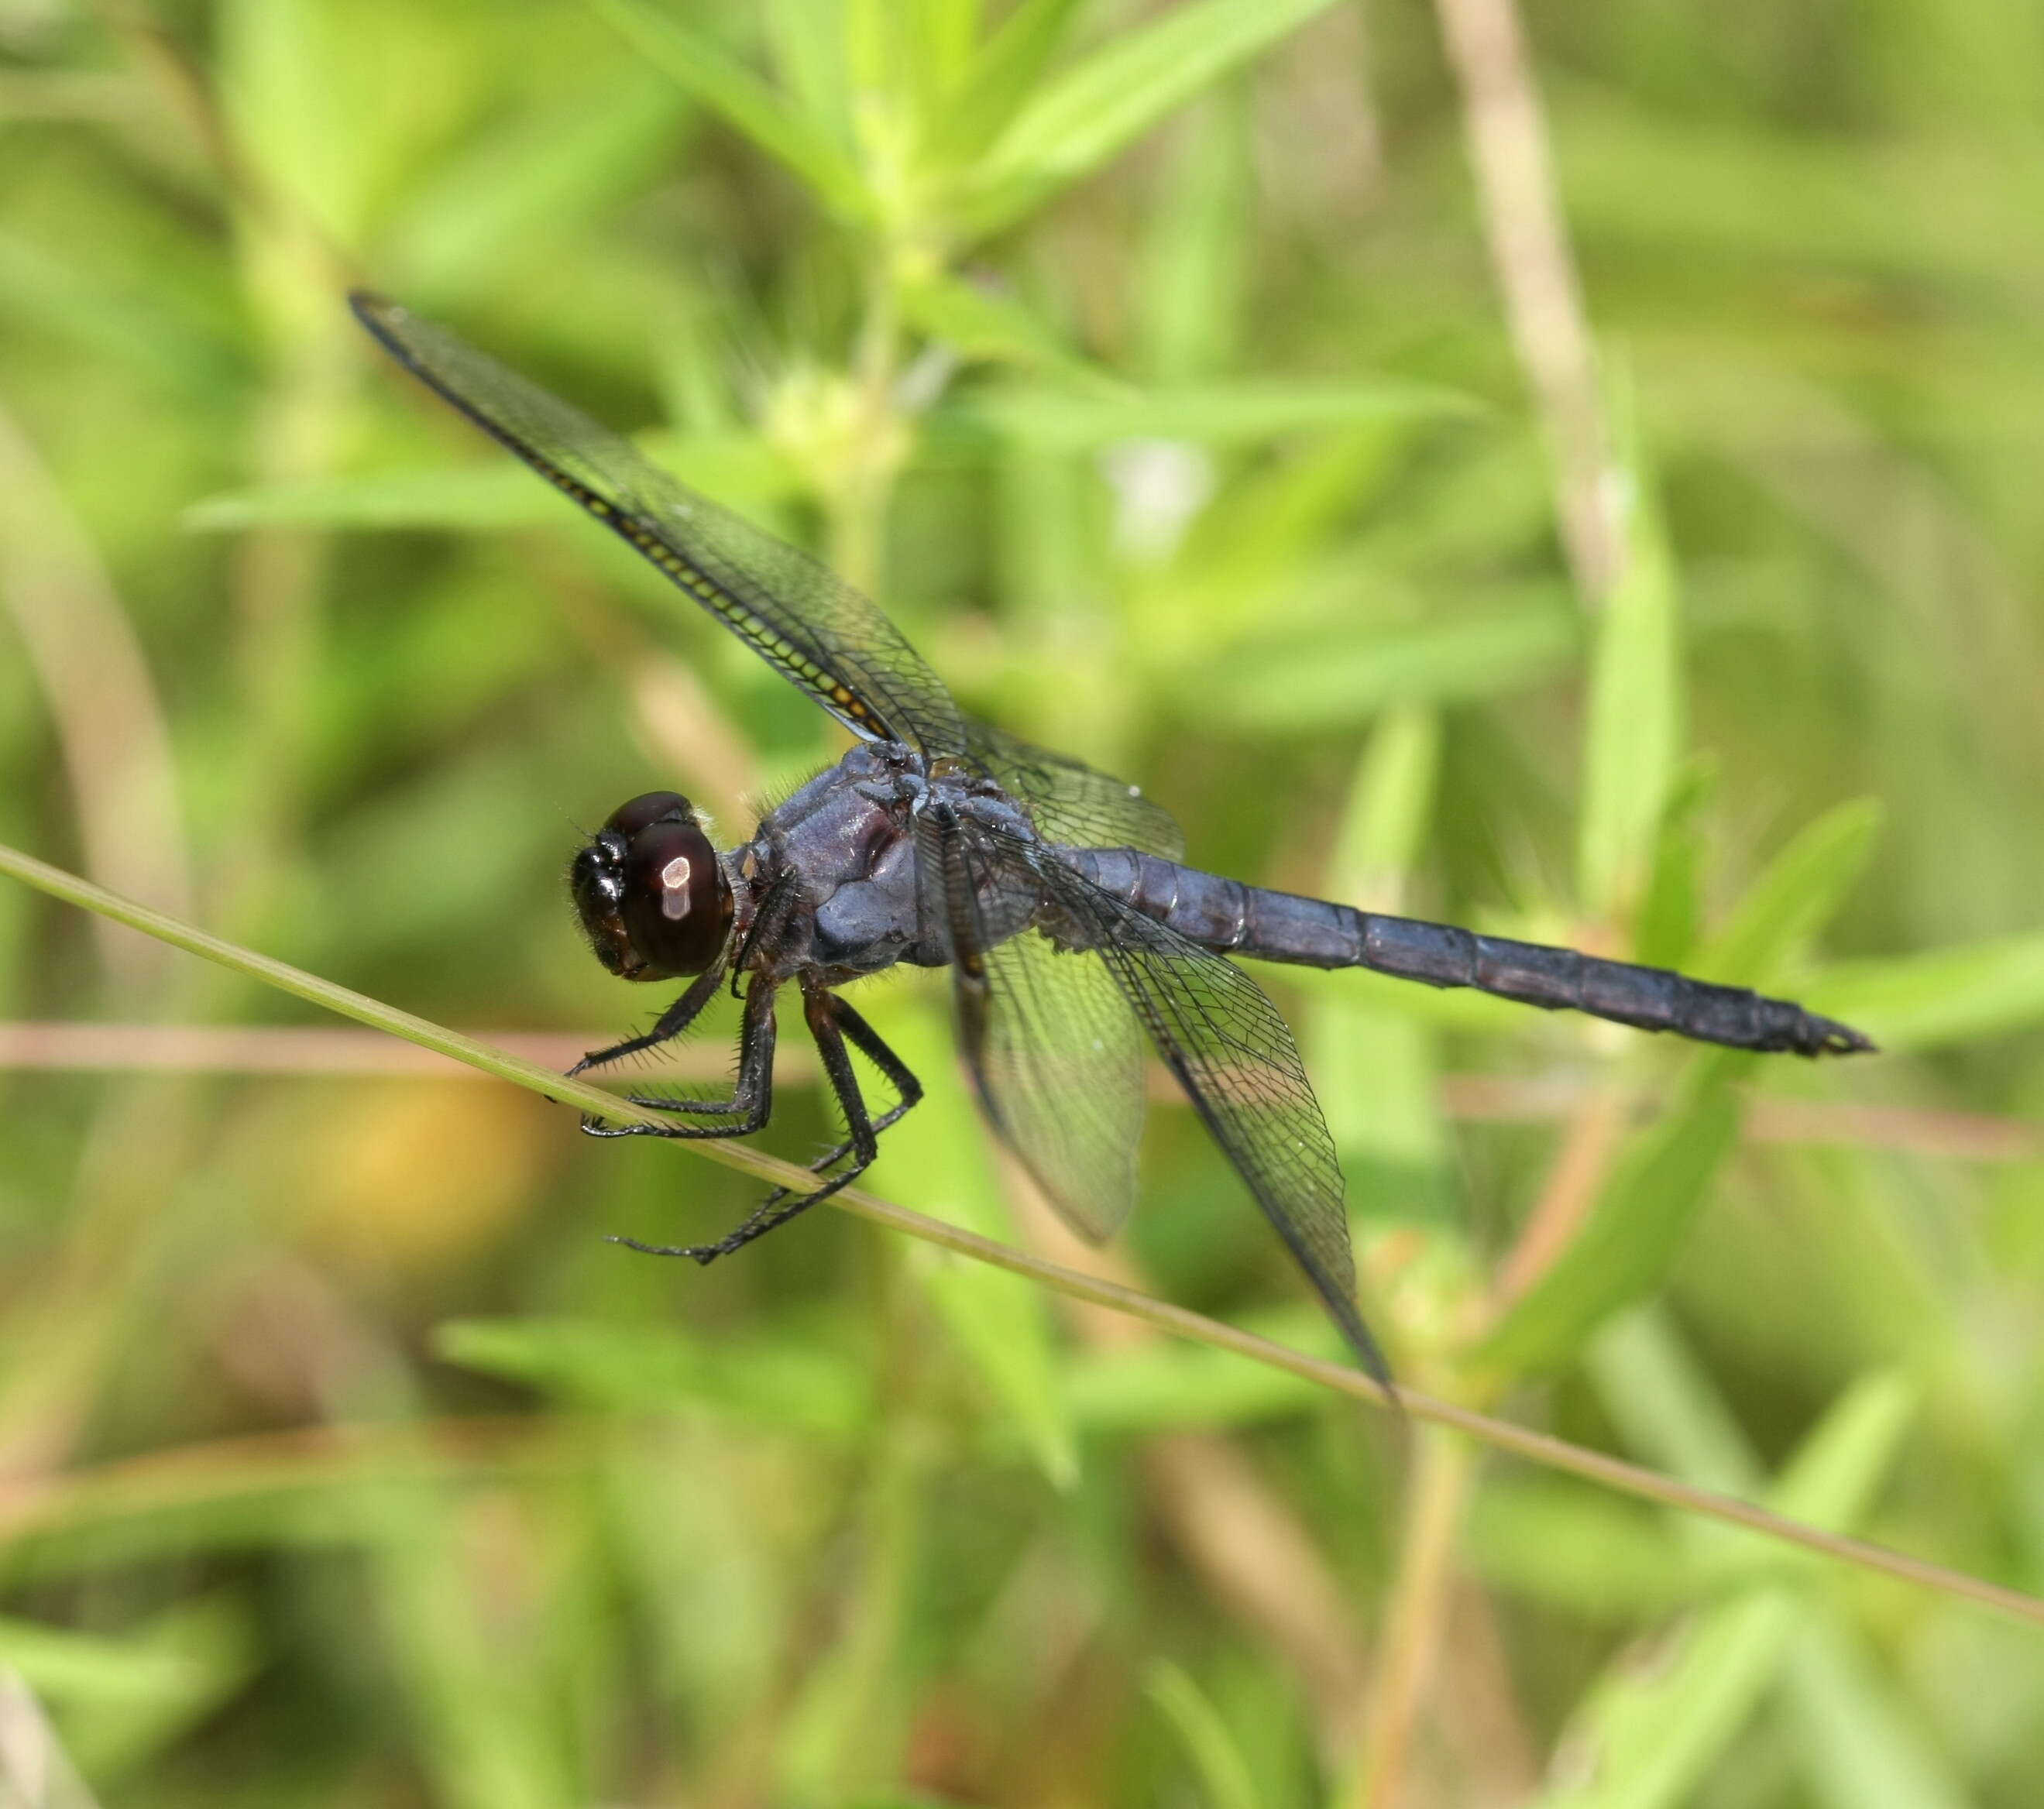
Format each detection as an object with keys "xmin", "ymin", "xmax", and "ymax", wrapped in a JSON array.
[
  {"xmin": 187, "ymin": 434, "xmax": 795, "ymax": 530},
  {"xmin": 1066, "ymin": 1316, "xmax": 1328, "ymax": 1431},
  {"xmin": 1805, "ymin": 930, "xmax": 2044, "ymax": 1052},
  {"xmin": 1145, "ymin": 1661, "xmax": 1262, "ymax": 1809},
  {"xmin": 1784, "ymin": 1622, "xmax": 1974, "ymax": 1809},
  {"xmin": 764, "ymin": 0, "xmax": 854, "ymax": 146},
  {"xmin": 435, "ymin": 1317, "xmax": 870, "ymax": 1437},
  {"xmin": 962, "ymin": 0, "xmax": 1343, "ymax": 232},
  {"xmin": 585, "ymin": 0, "xmax": 867, "ymax": 218},
  {"xmin": 218, "ymin": 0, "xmax": 363, "ymax": 238},
  {"xmin": 1695, "ymin": 798, "xmax": 1884, "ymax": 990},
  {"xmin": 383, "ymin": 74, "xmax": 690, "ymax": 298},
  {"xmin": 1483, "ymin": 786, "xmax": 1885, "ymax": 1379},
  {"xmin": 966, "ymin": 374, "xmax": 1477, "ymax": 449},
  {"xmin": 0, "ymin": 232, "xmax": 245, "ymax": 398},
  {"xmin": 900, "ymin": 270, "xmax": 1123, "ymax": 390},
  {"xmin": 1204, "ymin": 599, "xmax": 1579, "ymax": 733},
  {"xmin": 1531, "ymin": 1372, "xmax": 1916, "ymax": 1809},
  {"xmin": 1479, "ymin": 1068, "xmax": 1743, "ymax": 1380},
  {"xmin": 1579, "ymin": 384, "xmax": 1682, "ymax": 922},
  {"xmin": 933, "ymin": 0, "xmax": 1090, "ymax": 162},
  {"xmin": 1632, "ymin": 757, "xmax": 1718, "ymax": 970},
  {"xmin": 1138, "ymin": 87, "xmax": 1252, "ymax": 382},
  {"xmin": 1311, "ymin": 709, "xmax": 1457, "ymax": 1223}
]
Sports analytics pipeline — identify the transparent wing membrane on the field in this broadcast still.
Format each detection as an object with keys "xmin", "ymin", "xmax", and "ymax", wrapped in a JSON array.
[
  {"xmin": 351, "ymin": 293, "xmax": 965, "ymax": 755},
  {"xmin": 943, "ymin": 820, "xmax": 1148, "ymax": 1242},
  {"xmin": 941, "ymin": 817, "xmax": 1385, "ymax": 1382},
  {"xmin": 965, "ymin": 719, "xmax": 1186, "ymax": 860}
]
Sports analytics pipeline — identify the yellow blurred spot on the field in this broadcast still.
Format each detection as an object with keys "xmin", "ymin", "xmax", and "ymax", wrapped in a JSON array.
[{"xmin": 301, "ymin": 1081, "xmax": 549, "ymax": 1275}]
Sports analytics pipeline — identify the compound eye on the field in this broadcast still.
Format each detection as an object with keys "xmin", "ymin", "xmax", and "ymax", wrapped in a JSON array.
[
  {"xmin": 605, "ymin": 791, "xmax": 692, "ymax": 839},
  {"xmin": 620, "ymin": 818, "xmax": 730, "ymax": 977}
]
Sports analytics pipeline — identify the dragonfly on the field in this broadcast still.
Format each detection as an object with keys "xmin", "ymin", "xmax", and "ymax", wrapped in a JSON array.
[{"xmin": 350, "ymin": 291, "xmax": 1874, "ymax": 1386}]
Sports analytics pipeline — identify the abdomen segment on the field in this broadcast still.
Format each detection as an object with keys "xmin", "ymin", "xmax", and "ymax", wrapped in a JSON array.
[{"xmin": 1058, "ymin": 847, "xmax": 1871, "ymax": 1058}]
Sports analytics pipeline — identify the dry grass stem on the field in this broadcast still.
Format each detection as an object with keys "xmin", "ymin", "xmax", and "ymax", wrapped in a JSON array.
[
  {"xmin": 3, "ymin": 841, "xmax": 2039, "ymax": 1631},
  {"xmin": 1433, "ymin": 0, "xmax": 1620, "ymax": 603}
]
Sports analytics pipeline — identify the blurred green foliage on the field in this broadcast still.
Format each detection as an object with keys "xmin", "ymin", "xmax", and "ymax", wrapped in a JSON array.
[{"xmin": 2, "ymin": 0, "xmax": 2043, "ymax": 1804}]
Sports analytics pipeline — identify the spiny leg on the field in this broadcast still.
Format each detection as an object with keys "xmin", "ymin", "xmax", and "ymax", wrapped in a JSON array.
[
  {"xmin": 754, "ymin": 994, "xmax": 923, "ymax": 1209},
  {"xmin": 611, "ymin": 980, "xmax": 883, "ymax": 1265},
  {"xmin": 726, "ymin": 870, "xmax": 797, "ymax": 1001},
  {"xmin": 580, "ymin": 971, "xmax": 777, "ymax": 1139},
  {"xmin": 569, "ymin": 962, "xmax": 726, "ymax": 1076}
]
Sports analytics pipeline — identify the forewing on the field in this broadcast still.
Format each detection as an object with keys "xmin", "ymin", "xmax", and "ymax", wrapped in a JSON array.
[
  {"xmin": 928, "ymin": 815, "xmax": 1148, "ymax": 1242},
  {"xmin": 351, "ymin": 292, "xmax": 965, "ymax": 755},
  {"xmin": 956, "ymin": 822, "xmax": 1384, "ymax": 1382},
  {"xmin": 965, "ymin": 718, "xmax": 1186, "ymax": 859}
]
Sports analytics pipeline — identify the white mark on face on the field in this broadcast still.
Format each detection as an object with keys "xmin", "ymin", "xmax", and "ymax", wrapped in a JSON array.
[{"xmin": 658, "ymin": 854, "xmax": 693, "ymax": 919}]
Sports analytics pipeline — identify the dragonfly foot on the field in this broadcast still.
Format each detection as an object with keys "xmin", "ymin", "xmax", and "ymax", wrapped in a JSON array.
[{"xmin": 605, "ymin": 1234, "xmax": 727, "ymax": 1266}]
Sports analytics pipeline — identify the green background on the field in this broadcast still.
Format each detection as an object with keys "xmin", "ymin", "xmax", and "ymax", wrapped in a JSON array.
[{"xmin": 2, "ymin": 0, "xmax": 2042, "ymax": 1803}]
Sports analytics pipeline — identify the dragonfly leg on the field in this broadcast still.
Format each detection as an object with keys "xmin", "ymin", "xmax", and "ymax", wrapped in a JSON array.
[
  {"xmin": 579, "ymin": 973, "xmax": 775, "ymax": 1138},
  {"xmin": 610, "ymin": 979, "xmax": 881, "ymax": 1265},
  {"xmin": 569, "ymin": 963, "xmax": 726, "ymax": 1076},
  {"xmin": 750, "ymin": 993, "xmax": 923, "ymax": 1210}
]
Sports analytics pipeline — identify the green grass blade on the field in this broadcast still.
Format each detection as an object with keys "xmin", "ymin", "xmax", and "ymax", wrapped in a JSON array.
[
  {"xmin": 1137, "ymin": 88, "xmax": 1252, "ymax": 383},
  {"xmin": 1805, "ymin": 930, "xmax": 2044, "ymax": 1052},
  {"xmin": 187, "ymin": 464, "xmax": 557, "ymax": 531},
  {"xmin": 1482, "ymin": 792, "xmax": 1884, "ymax": 1378},
  {"xmin": 1632, "ymin": 756, "xmax": 1718, "ymax": 970},
  {"xmin": 960, "ymin": 0, "xmax": 1343, "ymax": 232},
  {"xmin": 1202, "ymin": 597, "xmax": 1579, "ymax": 733},
  {"xmin": 930, "ymin": 0, "xmax": 1089, "ymax": 163},
  {"xmin": 1479, "ymin": 1066, "xmax": 1743, "ymax": 1381},
  {"xmin": 0, "ymin": 232, "xmax": 245, "ymax": 398},
  {"xmin": 1145, "ymin": 1660, "xmax": 1263, "ymax": 1809},
  {"xmin": 187, "ymin": 434, "xmax": 795, "ymax": 530},
  {"xmin": 0, "ymin": 1601, "xmax": 247, "ymax": 1723},
  {"xmin": 1695, "ymin": 798, "xmax": 1884, "ymax": 988},
  {"xmin": 40, "ymin": 1598, "xmax": 256, "ymax": 1784},
  {"xmin": 1783, "ymin": 1621, "xmax": 1974, "ymax": 1809},
  {"xmin": 1065, "ymin": 1313, "xmax": 1330, "ymax": 1432},
  {"xmin": 764, "ymin": 0, "xmax": 854, "ymax": 149},
  {"xmin": 965, "ymin": 374, "xmax": 1478, "ymax": 448},
  {"xmin": 382, "ymin": 73, "xmax": 691, "ymax": 300},
  {"xmin": 1466, "ymin": 1481, "xmax": 1695, "ymax": 1619},
  {"xmin": 583, "ymin": 0, "xmax": 868, "ymax": 218},
  {"xmin": 218, "ymin": 0, "xmax": 365, "ymax": 239},
  {"xmin": 1529, "ymin": 1372, "xmax": 1917, "ymax": 1809},
  {"xmin": 899, "ymin": 269, "xmax": 1125, "ymax": 391},
  {"xmin": 435, "ymin": 1318, "xmax": 871, "ymax": 1438},
  {"xmin": 1579, "ymin": 380, "xmax": 1682, "ymax": 923},
  {"xmin": 1311, "ymin": 708, "xmax": 1457, "ymax": 1226}
]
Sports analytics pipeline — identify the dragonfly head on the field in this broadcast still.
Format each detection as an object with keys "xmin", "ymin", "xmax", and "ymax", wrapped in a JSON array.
[{"xmin": 571, "ymin": 791, "xmax": 733, "ymax": 981}]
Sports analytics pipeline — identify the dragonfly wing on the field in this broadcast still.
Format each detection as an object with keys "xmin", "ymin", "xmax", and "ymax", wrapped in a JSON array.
[
  {"xmin": 964, "ymin": 718, "xmax": 1186, "ymax": 859},
  {"xmin": 946, "ymin": 819, "xmax": 1384, "ymax": 1383},
  {"xmin": 351, "ymin": 292, "xmax": 966, "ymax": 756},
  {"xmin": 925, "ymin": 813, "xmax": 1147, "ymax": 1242}
]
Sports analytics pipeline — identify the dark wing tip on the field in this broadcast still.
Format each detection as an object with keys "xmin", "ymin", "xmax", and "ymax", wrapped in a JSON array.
[
  {"xmin": 1265, "ymin": 1204, "xmax": 1398, "ymax": 1399},
  {"xmin": 1327, "ymin": 1289, "xmax": 1400, "ymax": 1406},
  {"xmin": 347, "ymin": 291, "xmax": 417, "ymax": 370}
]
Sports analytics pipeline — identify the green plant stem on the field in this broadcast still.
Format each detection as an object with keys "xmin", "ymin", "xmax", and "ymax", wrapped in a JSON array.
[
  {"xmin": 5, "ymin": 838, "xmax": 2042, "ymax": 1630},
  {"xmin": 828, "ymin": 250, "xmax": 909, "ymax": 593}
]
